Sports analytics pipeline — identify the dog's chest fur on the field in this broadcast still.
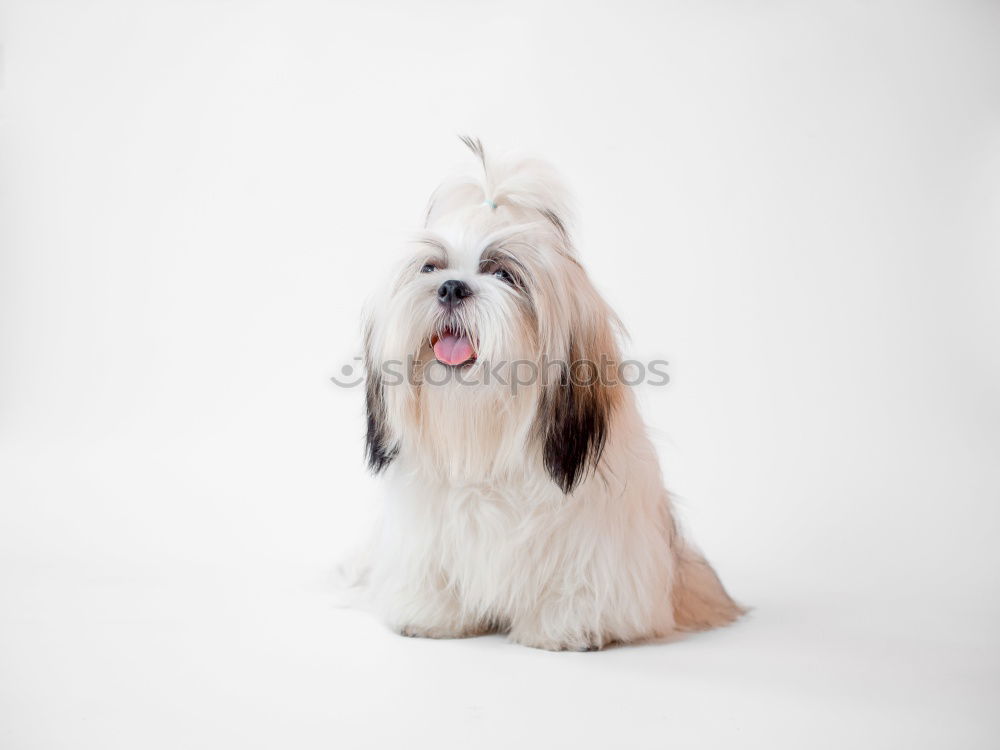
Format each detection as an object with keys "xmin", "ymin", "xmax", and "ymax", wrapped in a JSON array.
[
  {"xmin": 374, "ymin": 422, "xmax": 673, "ymax": 632},
  {"xmin": 390, "ymin": 468, "xmax": 571, "ymax": 613}
]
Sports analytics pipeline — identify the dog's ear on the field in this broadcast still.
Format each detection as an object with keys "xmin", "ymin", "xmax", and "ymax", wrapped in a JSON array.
[
  {"xmin": 539, "ymin": 332, "xmax": 621, "ymax": 494},
  {"xmin": 364, "ymin": 328, "xmax": 397, "ymax": 473}
]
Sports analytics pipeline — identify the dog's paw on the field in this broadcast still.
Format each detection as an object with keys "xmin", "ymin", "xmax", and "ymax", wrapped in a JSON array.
[
  {"xmin": 508, "ymin": 629, "xmax": 607, "ymax": 652},
  {"xmin": 395, "ymin": 622, "xmax": 485, "ymax": 640},
  {"xmin": 397, "ymin": 623, "xmax": 448, "ymax": 639}
]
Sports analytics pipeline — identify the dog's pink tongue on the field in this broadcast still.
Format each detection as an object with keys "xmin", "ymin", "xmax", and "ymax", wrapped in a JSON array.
[{"xmin": 433, "ymin": 332, "xmax": 474, "ymax": 365}]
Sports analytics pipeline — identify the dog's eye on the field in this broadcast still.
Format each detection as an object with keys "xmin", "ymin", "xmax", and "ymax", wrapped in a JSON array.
[
  {"xmin": 493, "ymin": 268, "xmax": 514, "ymax": 284},
  {"xmin": 420, "ymin": 263, "xmax": 437, "ymax": 273}
]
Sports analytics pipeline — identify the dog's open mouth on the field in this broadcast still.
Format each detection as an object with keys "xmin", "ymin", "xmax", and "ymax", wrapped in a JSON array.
[{"xmin": 431, "ymin": 328, "xmax": 477, "ymax": 366}]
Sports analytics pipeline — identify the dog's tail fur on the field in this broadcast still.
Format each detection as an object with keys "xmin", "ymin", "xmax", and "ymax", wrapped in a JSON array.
[{"xmin": 672, "ymin": 542, "xmax": 746, "ymax": 631}]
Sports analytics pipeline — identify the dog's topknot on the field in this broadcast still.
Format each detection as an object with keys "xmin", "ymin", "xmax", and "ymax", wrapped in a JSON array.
[{"xmin": 424, "ymin": 136, "xmax": 574, "ymax": 248}]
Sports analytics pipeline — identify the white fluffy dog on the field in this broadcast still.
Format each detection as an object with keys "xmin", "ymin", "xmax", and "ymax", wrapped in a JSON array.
[{"xmin": 354, "ymin": 138, "xmax": 743, "ymax": 650}]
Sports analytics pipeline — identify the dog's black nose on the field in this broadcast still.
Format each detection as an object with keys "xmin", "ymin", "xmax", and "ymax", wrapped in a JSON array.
[{"xmin": 437, "ymin": 279, "xmax": 472, "ymax": 307}]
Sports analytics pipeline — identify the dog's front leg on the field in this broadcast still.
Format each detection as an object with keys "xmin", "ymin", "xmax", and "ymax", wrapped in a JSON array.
[
  {"xmin": 507, "ymin": 596, "xmax": 611, "ymax": 652},
  {"xmin": 375, "ymin": 566, "xmax": 488, "ymax": 640}
]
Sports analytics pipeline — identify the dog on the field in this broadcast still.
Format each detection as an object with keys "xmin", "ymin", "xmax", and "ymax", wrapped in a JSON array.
[{"xmin": 354, "ymin": 138, "xmax": 744, "ymax": 650}]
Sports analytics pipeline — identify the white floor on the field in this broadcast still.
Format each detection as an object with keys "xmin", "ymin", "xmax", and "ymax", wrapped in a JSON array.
[
  {"xmin": 2, "ymin": 556, "xmax": 996, "ymax": 749},
  {"xmin": 1, "ymin": 445, "xmax": 997, "ymax": 750}
]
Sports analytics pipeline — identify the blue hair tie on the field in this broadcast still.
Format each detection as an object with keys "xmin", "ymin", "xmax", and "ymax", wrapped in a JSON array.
[{"xmin": 482, "ymin": 199, "xmax": 497, "ymax": 210}]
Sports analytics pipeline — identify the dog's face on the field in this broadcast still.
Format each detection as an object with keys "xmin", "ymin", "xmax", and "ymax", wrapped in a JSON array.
[
  {"xmin": 364, "ymin": 142, "xmax": 623, "ymax": 492},
  {"xmin": 377, "ymin": 217, "xmax": 544, "ymax": 385}
]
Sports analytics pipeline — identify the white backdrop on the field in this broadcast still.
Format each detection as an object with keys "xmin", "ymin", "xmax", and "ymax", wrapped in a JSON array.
[{"xmin": 2, "ymin": 1, "xmax": 998, "ymax": 748}]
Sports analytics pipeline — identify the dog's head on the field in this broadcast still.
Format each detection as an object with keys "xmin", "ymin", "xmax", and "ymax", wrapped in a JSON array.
[{"xmin": 364, "ymin": 138, "xmax": 623, "ymax": 492}]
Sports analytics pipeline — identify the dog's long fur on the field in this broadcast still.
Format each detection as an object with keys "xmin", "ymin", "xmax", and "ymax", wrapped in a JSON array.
[{"xmin": 355, "ymin": 140, "xmax": 744, "ymax": 650}]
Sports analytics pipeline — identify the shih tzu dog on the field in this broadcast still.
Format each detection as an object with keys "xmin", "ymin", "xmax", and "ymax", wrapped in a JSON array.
[{"xmin": 354, "ymin": 138, "xmax": 743, "ymax": 650}]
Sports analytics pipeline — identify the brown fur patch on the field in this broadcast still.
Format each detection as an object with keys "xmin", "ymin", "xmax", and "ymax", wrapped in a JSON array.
[{"xmin": 672, "ymin": 545, "xmax": 746, "ymax": 631}]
